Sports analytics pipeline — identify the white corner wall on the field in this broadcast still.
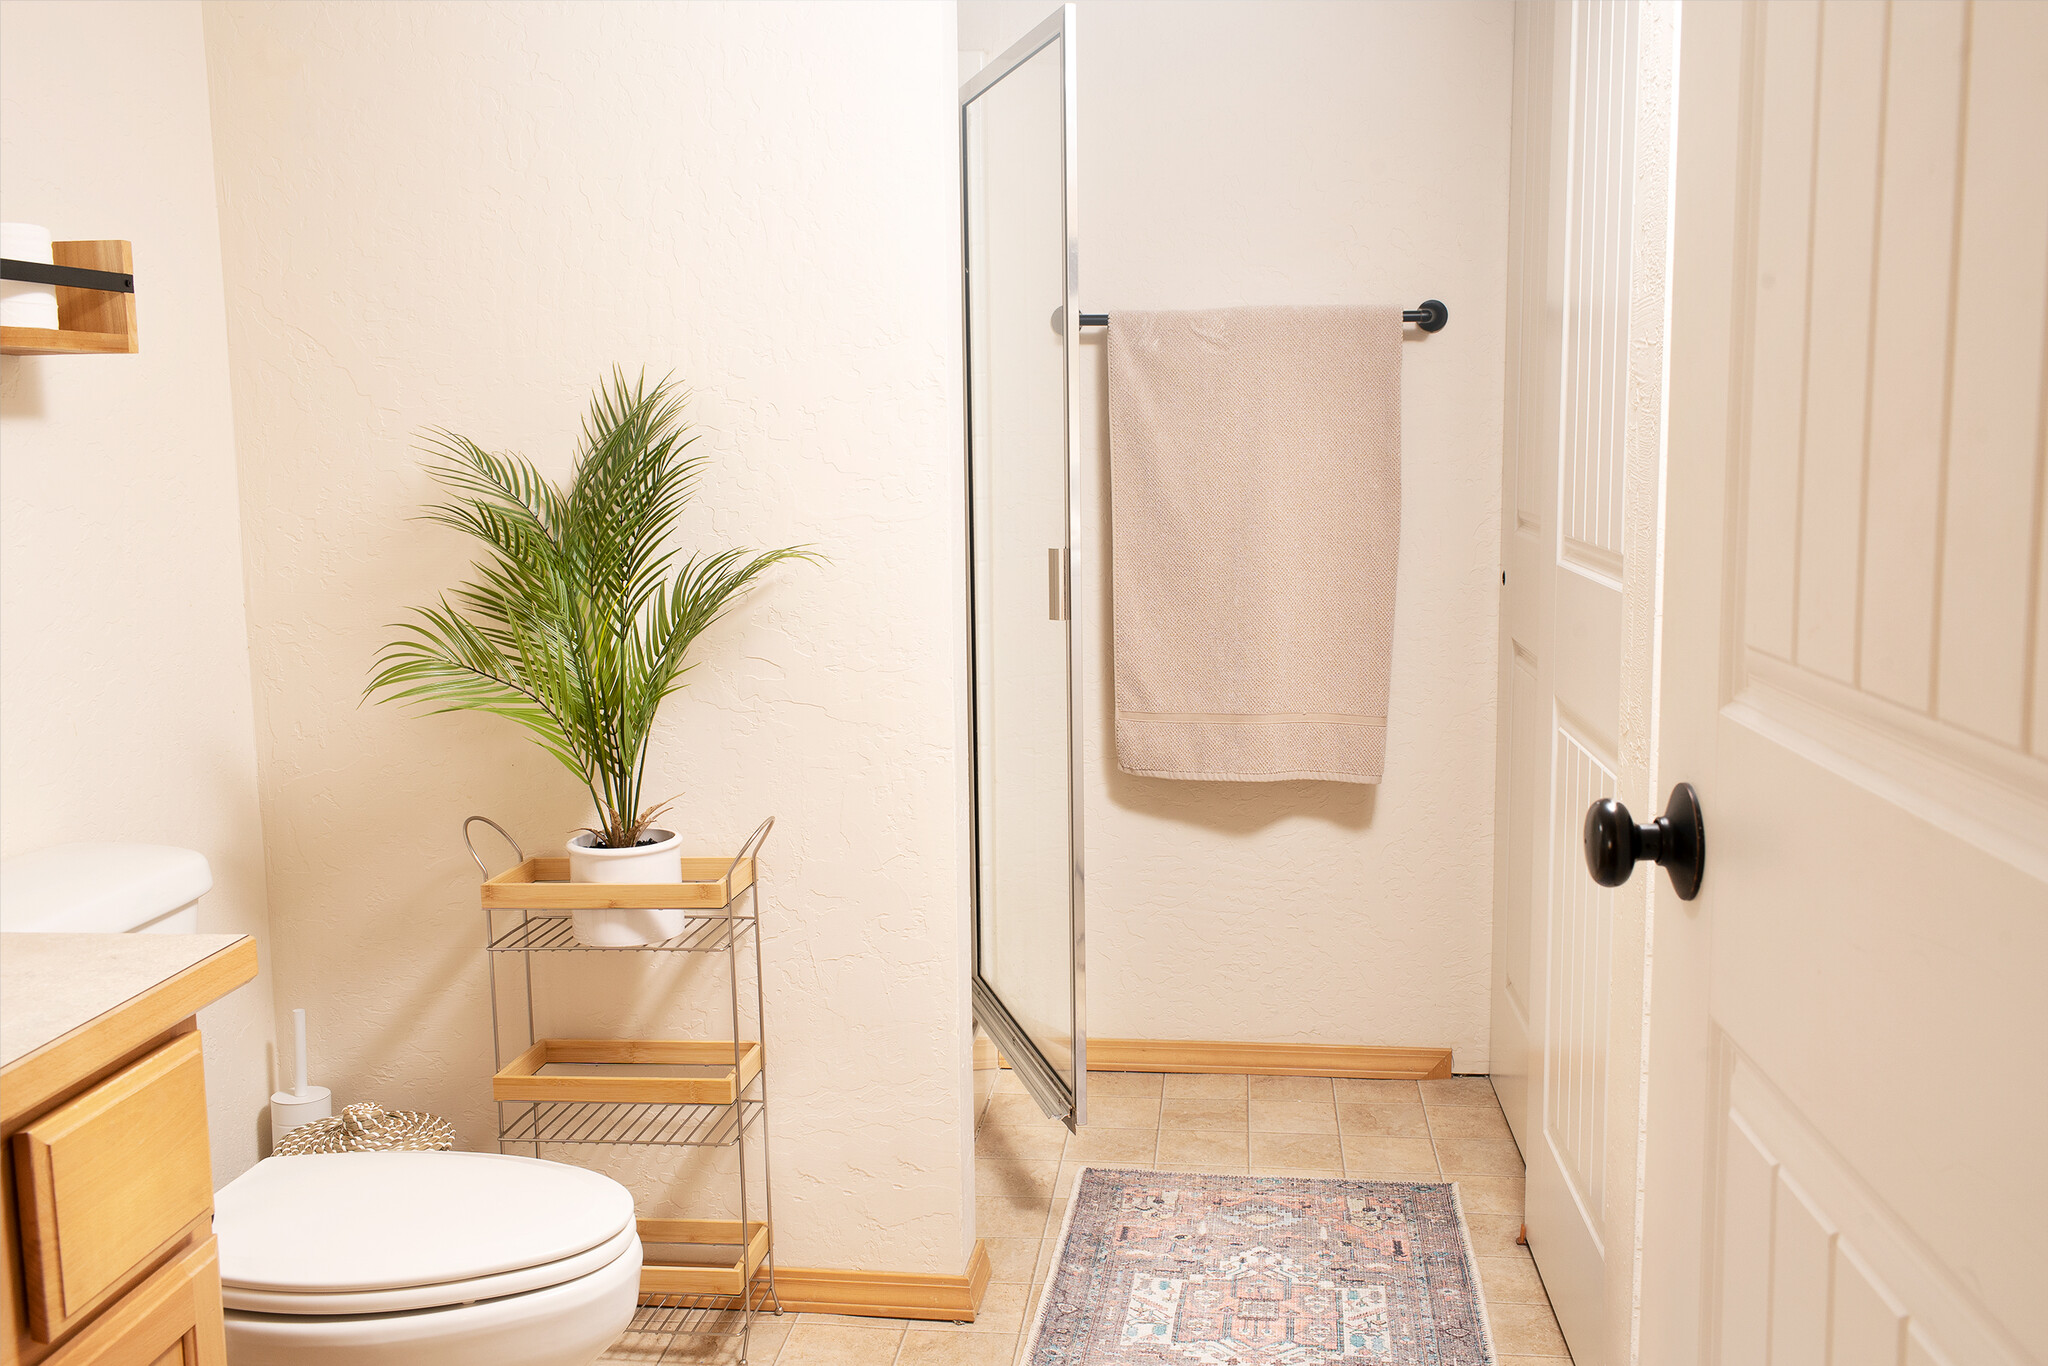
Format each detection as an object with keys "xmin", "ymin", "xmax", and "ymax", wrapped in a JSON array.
[
  {"xmin": 201, "ymin": 1, "xmax": 973, "ymax": 1272},
  {"xmin": 959, "ymin": 0, "xmax": 1512, "ymax": 1068},
  {"xmin": 0, "ymin": 0, "xmax": 279, "ymax": 1186}
]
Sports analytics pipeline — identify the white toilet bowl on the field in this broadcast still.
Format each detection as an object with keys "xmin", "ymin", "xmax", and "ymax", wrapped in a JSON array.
[{"xmin": 215, "ymin": 1151, "xmax": 641, "ymax": 1366}]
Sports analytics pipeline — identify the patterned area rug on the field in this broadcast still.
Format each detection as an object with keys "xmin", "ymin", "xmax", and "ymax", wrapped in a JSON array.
[{"xmin": 1026, "ymin": 1167, "xmax": 1494, "ymax": 1365}]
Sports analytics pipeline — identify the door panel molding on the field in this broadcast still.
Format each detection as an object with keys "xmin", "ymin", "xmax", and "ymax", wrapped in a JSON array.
[
  {"xmin": 1710, "ymin": 1040, "xmax": 2026, "ymax": 1366},
  {"xmin": 1729, "ymin": 0, "xmax": 2048, "ymax": 775},
  {"xmin": 1735, "ymin": 655, "xmax": 2048, "ymax": 880},
  {"xmin": 1545, "ymin": 717, "xmax": 1618, "ymax": 1237},
  {"xmin": 1503, "ymin": 645, "xmax": 1542, "ymax": 1024},
  {"xmin": 1554, "ymin": 0, "xmax": 1639, "ymax": 583}
]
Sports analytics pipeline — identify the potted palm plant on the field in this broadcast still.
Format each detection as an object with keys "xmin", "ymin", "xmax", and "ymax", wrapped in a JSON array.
[{"xmin": 368, "ymin": 370, "xmax": 812, "ymax": 945}]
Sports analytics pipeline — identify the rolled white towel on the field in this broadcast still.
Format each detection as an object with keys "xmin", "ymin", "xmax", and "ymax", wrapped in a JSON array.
[{"xmin": 1, "ymin": 222, "xmax": 60, "ymax": 330}]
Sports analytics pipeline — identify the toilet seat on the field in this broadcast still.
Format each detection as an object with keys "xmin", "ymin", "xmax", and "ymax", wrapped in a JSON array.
[
  {"xmin": 215, "ymin": 1151, "xmax": 636, "ymax": 1314},
  {"xmin": 222, "ymin": 1221, "xmax": 639, "ymax": 1315}
]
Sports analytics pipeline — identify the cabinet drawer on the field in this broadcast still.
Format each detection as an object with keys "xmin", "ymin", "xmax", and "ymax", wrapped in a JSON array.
[
  {"xmin": 14, "ymin": 1032, "xmax": 213, "ymax": 1341},
  {"xmin": 44, "ymin": 1235, "xmax": 225, "ymax": 1366}
]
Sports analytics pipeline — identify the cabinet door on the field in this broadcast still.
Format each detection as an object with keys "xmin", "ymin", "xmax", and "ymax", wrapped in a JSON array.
[
  {"xmin": 13, "ymin": 1032, "xmax": 212, "ymax": 1340},
  {"xmin": 45, "ymin": 1237, "xmax": 225, "ymax": 1366}
]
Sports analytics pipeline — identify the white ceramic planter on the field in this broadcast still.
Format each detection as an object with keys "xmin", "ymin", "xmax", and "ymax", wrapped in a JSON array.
[{"xmin": 565, "ymin": 829, "xmax": 686, "ymax": 947}]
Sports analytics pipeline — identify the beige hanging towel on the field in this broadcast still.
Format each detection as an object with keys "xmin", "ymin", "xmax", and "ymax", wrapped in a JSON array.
[{"xmin": 1108, "ymin": 305, "xmax": 1402, "ymax": 783}]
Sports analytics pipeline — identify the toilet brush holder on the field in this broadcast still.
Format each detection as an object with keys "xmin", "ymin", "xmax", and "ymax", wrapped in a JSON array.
[
  {"xmin": 271, "ymin": 1007, "xmax": 331, "ymax": 1139},
  {"xmin": 271, "ymin": 1084, "xmax": 332, "ymax": 1138}
]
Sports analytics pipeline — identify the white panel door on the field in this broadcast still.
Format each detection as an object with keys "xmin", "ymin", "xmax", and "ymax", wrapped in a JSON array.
[
  {"xmin": 1645, "ymin": 3, "xmax": 2048, "ymax": 1362},
  {"xmin": 1493, "ymin": 4, "xmax": 1677, "ymax": 1361}
]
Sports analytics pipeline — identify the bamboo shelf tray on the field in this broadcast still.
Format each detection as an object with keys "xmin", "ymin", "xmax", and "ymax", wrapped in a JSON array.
[
  {"xmin": 494, "ymin": 1039, "xmax": 763, "ymax": 1106},
  {"xmin": 483, "ymin": 856, "xmax": 755, "ymax": 912},
  {"xmin": 637, "ymin": 1219, "xmax": 771, "ymax": 1298}
]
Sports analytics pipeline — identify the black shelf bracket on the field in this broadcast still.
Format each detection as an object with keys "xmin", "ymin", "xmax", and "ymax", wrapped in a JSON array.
[{"xmin": 1, "ymin": 258, "xmax": 135, "ymax": 294}]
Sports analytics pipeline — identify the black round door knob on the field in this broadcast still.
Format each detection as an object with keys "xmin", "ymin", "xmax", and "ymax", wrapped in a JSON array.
[{"xmin": 1583, "ymin": 782, "xmax": 1705, "ymax": 900}]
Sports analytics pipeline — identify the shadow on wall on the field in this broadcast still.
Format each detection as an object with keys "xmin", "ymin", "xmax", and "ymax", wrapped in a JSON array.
[
  {"xmin": 267, "ymin": 687, "xmax": 591, "ymax": 1142},
  {"xmin": 256, "ymin": 1042, "xmax": 276, "ymax": 1159},
  {"xmin": 0, "ymin": 359, "xmax": 45, "ymax": 418},
  {"xmin": 1081, "ymin": 334, "xmax": 1377, "ymax": 837}
]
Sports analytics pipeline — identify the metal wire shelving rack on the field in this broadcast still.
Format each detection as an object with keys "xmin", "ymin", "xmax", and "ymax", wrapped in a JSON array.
[{"xmin": 469, "ymin": 815, "xmax": 784, "ymax": 1362}]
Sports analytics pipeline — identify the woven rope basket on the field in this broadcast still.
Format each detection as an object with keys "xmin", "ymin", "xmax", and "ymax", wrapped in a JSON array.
[{"xmin": 274, "ymin": 1101, "xmax": 455, "ymax": 1156}]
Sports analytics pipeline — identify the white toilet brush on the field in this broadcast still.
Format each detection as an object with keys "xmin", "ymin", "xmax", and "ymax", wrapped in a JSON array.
[{"xmin": 269, "ymin": 1008, "xmax": 332, "ymax": 1141}]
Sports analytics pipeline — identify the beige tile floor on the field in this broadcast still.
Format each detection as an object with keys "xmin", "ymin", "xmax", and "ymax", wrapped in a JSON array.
[{"xmin": 603, "ymin": 1070, "xmax": 1571, "ymax": 1364}]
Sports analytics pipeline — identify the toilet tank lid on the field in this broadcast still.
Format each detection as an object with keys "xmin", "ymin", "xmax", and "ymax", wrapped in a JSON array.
[
  {"xmin": 214, "ymin": 1152, "xmax": 637, "ymax": 1294},
  {"xmin": 0, "ymin": 844, "xmax": 212, "ymax": 934}
]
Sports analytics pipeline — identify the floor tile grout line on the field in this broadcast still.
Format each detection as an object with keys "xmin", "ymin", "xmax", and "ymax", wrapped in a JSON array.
[{"xmin": 1423, "ymin": 1088, "xmax": 1447, "ymax": 1177}]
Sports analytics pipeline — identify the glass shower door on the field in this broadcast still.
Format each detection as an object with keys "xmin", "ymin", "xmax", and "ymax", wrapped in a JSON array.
[{"xmin": 961, "ymin": 5, "xmax": 1085, "ymax": 1128}]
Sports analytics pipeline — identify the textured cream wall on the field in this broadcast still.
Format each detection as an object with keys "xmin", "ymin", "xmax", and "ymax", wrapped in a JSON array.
[
  {"xmin": 0, "ymin": 0, "xmax": 279, "ymax": 1187},
  {"xmin": 959, "ymin": 0, "xmax": 1511, "ymax": 1068},
  {"xmin": 202, "ymin": 1, "xmax": 973, "ymax": 1270}
]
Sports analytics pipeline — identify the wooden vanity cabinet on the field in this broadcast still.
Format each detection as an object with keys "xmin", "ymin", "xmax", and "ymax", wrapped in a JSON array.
[{"xmin": 1, "ymin": 936, "xmax": 257, "ymax": 1366}]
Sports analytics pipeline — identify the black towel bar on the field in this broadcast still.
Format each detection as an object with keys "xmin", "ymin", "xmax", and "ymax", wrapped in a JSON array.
[{"xmin": 1077, "ymin": 300, "xmax": 1447, "ymax": 333}]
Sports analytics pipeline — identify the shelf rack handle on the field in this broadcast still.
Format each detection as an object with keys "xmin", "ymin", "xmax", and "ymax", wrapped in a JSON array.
[
  {"xmin": 464, "ymin": 815, "xmax": 527, "ymax": 879},
  {"xmin": 723, "ymin": 816, "xmax": 776, "ymax": 885}
]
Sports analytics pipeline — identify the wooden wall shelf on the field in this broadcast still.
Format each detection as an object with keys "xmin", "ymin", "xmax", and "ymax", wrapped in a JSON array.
[{"xmin": 0, "ymin": 241, "xmax": 137, "ymax": 355}]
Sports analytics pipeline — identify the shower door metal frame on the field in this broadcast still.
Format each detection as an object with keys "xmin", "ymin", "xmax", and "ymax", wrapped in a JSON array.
[{"xmin": 959, "ymin": 3, "xmax": 1087, "ymax": 1130}]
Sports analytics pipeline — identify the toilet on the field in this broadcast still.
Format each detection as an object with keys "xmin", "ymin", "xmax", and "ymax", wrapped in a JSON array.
[
  {"xmin": 0, "ymin": 841, "xmax": 641, "ymax": 1364},
  {"xmin": 213, "ymin": 1150, "xmax": 641, "ymax": 1366},
  {"xmin": 0, "ymin": 841, "xmax": 213, "ymax": 933}
]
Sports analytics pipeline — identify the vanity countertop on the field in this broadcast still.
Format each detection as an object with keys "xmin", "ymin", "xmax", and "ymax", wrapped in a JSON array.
[{"xmin": 0, "ymin": 933, "xmax": 257, "ymax": 1117}]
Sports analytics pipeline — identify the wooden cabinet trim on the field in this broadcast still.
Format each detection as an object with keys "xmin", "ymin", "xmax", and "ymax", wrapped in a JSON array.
[{"xmin": 1, "ymin": 938, "xmax": 255, "ymax": 1129}]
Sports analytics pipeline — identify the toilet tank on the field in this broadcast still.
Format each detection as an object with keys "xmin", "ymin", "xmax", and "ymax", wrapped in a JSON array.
[{"xmin": 0, "ymin": 844, "xmax": 213, "ymax": 934}]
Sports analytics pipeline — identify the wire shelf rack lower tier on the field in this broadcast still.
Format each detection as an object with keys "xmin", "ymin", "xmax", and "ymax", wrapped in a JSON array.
[
  {"xmin": 497, "ymin": 1096, "xmax": 765, "ymax": 1147},
  {"xmin": 486, "ymin": 912, "xmax": 756, "ymax": 954},
  {"xmin": 618, "ymin": 1292, "xmax": 783, "ymax": 1344}
]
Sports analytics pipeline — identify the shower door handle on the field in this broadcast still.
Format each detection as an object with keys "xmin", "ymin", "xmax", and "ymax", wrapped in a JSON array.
[{"xmin": 1048, "ymin": 548, "xmax": 1069, "ymax": 621}]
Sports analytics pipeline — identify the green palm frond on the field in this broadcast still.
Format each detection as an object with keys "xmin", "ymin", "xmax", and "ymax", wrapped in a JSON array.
[{"xmin": 366, "ymin": 368, "xmax": 819, "ymax": 848}]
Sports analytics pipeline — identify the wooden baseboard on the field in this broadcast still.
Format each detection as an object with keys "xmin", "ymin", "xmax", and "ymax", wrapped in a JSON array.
[
  {"xmin": 1002, "ymin": 1038, "xmax": 1454, "ymax": 1080},
  {"xmin": 735, "ymin": 1241, "xmax": 991, "ymax": 1322}
]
